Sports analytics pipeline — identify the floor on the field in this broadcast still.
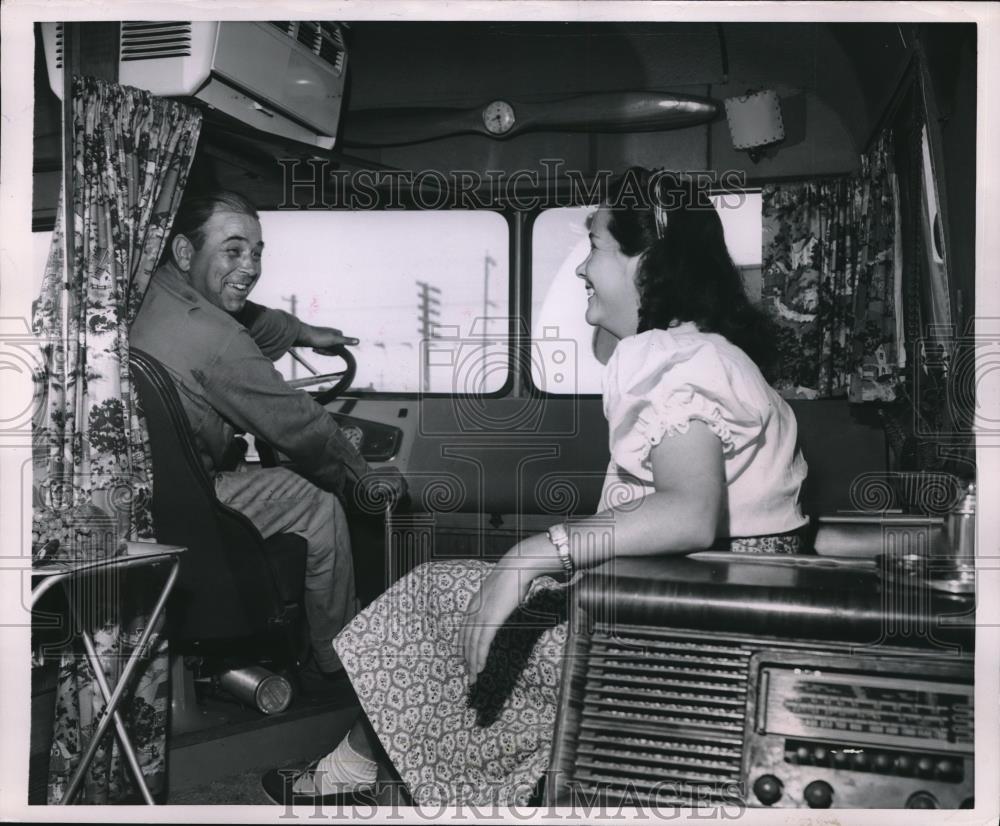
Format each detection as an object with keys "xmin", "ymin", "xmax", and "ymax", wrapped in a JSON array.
[
  {"xmin": 165, "ymin": 682, "xmax": 360, "ymax": 804},
  {"xmin": 30, "ymin": 663, "xmax": 361, "ymax": 806},
  {"xmin": 166, "ymin": 765, "xmax": 282, "ymax": 805}
]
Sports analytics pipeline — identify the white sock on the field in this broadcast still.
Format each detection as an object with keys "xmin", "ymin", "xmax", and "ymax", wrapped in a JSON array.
[{"xmin": 292, "ymin": 735, "xmax": 378, "ymax": 795}]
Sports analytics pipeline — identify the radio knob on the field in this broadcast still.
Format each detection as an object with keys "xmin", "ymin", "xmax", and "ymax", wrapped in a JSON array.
[
  {"xmin": 831, "ymin": 750, "xmax": 849, "ymax": 768},
  {"xmin": 812, "ymin": 746, "xmax": 830, "ymax": 766},
  {"xmin": 803, "ymin": 780, "xmax": 834, "ymax": 809},
  {"xmin": 851, "ymin": 751, "xmax": 871, "ymax": 771},
  {"xmin": 916, "ymin": 756, "xmax": 935, "ymax": 778},
  {"xmin": 795, "ymin": 745, "xmax": 812, "ymax": 764},
  {"xmin": 873, "ymin": 752, "xmax": 894, "ymax": 773},
  {"xmin": 935, "ymin": 758, "xmax": 959, "ymax": 781},
  {"xmin": 906, "ymin": 791, "xmax": 939, "ymax": 809},
  {"xmin": 895, "ymin": 754, "xmax": 915, "ymax": 775},
  {"xmin": 752, "ymin": 774, "xmax": 783, "ymax": 806}
]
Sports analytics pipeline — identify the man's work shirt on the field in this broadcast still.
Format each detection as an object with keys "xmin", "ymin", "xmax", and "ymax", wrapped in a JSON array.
[{"xmin": 131, "ymin": 265, "xmax": 365, "ymax": 491}]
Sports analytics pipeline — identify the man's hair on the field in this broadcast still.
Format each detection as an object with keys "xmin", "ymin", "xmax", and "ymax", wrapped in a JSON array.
[{"xmin": 165, "ymin": 190, "xmax": 259, "ymax": 264}]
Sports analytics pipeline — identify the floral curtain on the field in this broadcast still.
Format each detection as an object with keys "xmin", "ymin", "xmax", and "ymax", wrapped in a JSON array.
[
  {"xmin": 761, "ymin": 130, "xmax": 901, "ymax": 401},
  {"xmin": 32, "ymin": 76, "xmax": 201, "ymax": 803}
]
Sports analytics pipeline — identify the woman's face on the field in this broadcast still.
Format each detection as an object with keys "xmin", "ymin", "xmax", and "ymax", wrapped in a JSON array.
[{"xmin": 575, "ymin": 207, "xmax": 641, "ymax": 339}]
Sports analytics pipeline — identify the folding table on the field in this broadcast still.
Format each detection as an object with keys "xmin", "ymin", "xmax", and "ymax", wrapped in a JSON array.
[{"xmin": 32, "ymin": 543, "xmax": 184, "ymax": 805}]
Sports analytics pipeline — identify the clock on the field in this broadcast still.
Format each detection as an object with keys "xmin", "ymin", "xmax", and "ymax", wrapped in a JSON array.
[{"xmin": 482, "ymin": 99, "xmax": 516, "ymax": 135}]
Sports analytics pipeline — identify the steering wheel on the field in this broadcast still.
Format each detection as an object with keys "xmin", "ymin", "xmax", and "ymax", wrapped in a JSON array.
[
  {"xmin": 285, "ymin": 345, "xmax": 358, "ymax": 405},
  {"xmin": 250, "ymin": 345, "xmax": 358, "ymax": 470}
]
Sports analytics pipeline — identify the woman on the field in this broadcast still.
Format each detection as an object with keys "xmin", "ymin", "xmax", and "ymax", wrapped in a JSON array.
[{"xmin": 262, "ymin": 169, "xmax": 808, "ymax": 806}]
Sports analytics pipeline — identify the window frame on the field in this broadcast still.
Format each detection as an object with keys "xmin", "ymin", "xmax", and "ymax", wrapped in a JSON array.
[
  {"xmin": 235, "ymin": 202, "xmax": 519, "ymax": 402},
  {"xmin": 524, "ymin": 186, "xmax": 764, "ymax": 399}
]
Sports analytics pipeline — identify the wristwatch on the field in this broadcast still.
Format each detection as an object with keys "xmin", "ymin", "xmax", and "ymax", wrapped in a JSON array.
[{"xmin": 546, "ymin": 523, "xmax": 575, "ymax": 577}]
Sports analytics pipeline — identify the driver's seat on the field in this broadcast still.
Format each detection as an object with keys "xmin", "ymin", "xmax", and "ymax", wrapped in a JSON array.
[{"xmin": 129, "ymin": 347, "xmax": 307, "ymax": 651}]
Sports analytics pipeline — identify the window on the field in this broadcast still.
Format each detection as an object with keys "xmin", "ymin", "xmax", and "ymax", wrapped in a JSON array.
[
  {"xmin": 34, "ymin": 212, "xmax": 510, "ymax": 395},
  {"xmin": 255, "ymin": 210, "xmax": 509, "ymax": 393},
  {"xmin": 531, "ymin": 194, "xmax": 763, "ymax": 394}
]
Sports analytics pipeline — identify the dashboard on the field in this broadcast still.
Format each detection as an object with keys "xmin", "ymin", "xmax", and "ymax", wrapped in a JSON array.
[{"xmin": 328, "ymin": 411, "xmax": 402, "ymax": 463}]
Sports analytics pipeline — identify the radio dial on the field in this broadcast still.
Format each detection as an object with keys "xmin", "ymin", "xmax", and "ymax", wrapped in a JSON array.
[
  {"xmin": 752, "ymin": 774, "xmax": 783, "ymax": 806},
  {"xmin": 803, "ymin": 780, "xmax": 834, "ymax": 809}
]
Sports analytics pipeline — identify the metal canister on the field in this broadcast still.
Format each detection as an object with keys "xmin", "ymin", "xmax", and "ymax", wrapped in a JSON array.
[
  {"xmin": 945, "ymin": 482, "xmax": 976, "ymax": 568},
  {"xmin": 218, "ymin": 666, "xmax": 293, "ymax": 715}
]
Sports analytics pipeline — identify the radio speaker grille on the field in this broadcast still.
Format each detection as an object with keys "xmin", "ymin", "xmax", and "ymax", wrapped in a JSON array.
[{"xmin": 557, "ymin": 625, "xmax": 750, "ymax": 805}]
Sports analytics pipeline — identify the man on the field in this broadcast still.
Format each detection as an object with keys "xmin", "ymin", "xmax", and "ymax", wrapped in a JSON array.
[{"xmin": 131, "ymin": 190, "xmax": 405, "ymax": 685}]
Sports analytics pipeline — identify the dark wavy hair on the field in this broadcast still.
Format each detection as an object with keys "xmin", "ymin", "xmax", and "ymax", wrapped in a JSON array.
[
  {"xmin": 605, "ymin": 168, "xmax": 777, "ymax": 377},
  {"xmin": 164, "ymin": 190, "xmax": 259, "ymax": 265}
]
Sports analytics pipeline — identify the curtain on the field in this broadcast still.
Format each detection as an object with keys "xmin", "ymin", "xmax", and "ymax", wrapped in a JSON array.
[
  {"xmin": 761, "ymin": 130, "xmax": 901, "ymax": 401},
  {"xmin": 32, "ymin": 76, "xmax": 201, "ymax": 803}
]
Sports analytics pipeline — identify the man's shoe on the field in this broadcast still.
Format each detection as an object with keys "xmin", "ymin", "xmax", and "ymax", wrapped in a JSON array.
[{"xmin": 261, "ymin": 761, "xmax": 375, "ymax": 807}]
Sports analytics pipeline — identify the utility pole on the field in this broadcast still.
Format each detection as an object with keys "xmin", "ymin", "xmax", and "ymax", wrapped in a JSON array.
[
  {"xmin": 416, "ymin": 280, "xmax": 441, "ymax": 393},
  {"xmin": 282, "ymin": 293, "xmax": 298, "ymax": 379},
  {"xmin": 483, "ymin": 252, "xmax": 497, "ymax": 340}
]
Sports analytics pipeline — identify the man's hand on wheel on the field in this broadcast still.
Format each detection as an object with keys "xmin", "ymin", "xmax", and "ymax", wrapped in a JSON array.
[
  {"xmin": 306, "ymin": 325, "xmax": 359, "ymax": 355},
  {"xmin": 357, "ymin": 466, "xmax": 409, "ymax": 512}
]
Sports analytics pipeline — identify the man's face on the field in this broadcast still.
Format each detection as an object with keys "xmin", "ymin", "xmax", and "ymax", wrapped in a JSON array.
[{"xmin": 183, "ymin": 210, "xmax": 264, "ymax": 313}]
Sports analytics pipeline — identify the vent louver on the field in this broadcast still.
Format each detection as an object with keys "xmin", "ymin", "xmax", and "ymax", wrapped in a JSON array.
[
  {"xmin": 268, "ymin": 21, "xmax": 346, "ymax": 75},
  {"xmin": 52, "ymin": 22, "xmax": 193, "ymax": 68},
  {"xmin": 567, "ymin": 628, "xmax": 750, "ymax": 805},
  {"xmin": 120, "ymin": 22, "xmax": 192, "ymax": 62}
]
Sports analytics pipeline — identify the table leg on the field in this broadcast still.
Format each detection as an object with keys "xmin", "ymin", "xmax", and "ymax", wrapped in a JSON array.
[
  {"xmin": 73, "ymin": 623, "xmax": 157, "ymax": 804},
  {"xmin": 59, "ymin": 558, "xmax": 179, "ymax": 804}
]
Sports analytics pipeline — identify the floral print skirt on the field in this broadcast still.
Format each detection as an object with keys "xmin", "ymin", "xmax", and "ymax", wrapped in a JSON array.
[
  {"xmin": 333, "ymin": 560, "xmax": 568, "ymax": 806},
  {"xmin": 333, "ymin": 535, "xmax": 801, "ymax": 806}
]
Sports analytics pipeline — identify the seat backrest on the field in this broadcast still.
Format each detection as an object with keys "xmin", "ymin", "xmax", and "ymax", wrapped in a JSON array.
[
  {"xmin": 130, "ymin": 347, "xmax": 289, "ymax": 641},
  {"xmin": 787, "ymin": 399, "xmax": 887, "ymax": 520}
]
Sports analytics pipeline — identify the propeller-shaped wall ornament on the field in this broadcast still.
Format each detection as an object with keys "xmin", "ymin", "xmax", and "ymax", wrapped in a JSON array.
[{"xmin": 341, "ymin": 90, "xmax": 720, "ymax": 147}]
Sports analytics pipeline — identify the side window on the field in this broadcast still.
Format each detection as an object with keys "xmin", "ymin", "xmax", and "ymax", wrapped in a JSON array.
[
  {"xmin": 530, "ymin": 194, "xmax": 763, "ymax": 394},
  {"xmin": 531, "ymin": 206, "xmax": 604, "ymax": 395},
  {"xmin": 256, "ymin": 210, "xmax": 509, "ymax": 393}
]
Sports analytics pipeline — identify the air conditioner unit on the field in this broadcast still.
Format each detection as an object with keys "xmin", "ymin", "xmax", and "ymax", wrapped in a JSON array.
[{"xmin": 41, "ymin": 21, "xmax": 348, "ymax": 150}]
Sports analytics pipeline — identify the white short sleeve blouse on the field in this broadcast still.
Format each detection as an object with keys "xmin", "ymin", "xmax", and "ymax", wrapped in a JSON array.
[{"xmin": 598, "ymin": 323, "xmax": 809, "ymax": 537}]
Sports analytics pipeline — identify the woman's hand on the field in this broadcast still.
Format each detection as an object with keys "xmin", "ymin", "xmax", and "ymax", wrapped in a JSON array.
[{"xmin": 459, "ymin": 534, "xmax": 560, "ymax": 683}]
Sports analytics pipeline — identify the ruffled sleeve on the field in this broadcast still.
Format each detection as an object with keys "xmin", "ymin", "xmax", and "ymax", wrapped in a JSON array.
[{"xmin": 604, "ymin": 329, "xmax": 768, "ymax": 481}]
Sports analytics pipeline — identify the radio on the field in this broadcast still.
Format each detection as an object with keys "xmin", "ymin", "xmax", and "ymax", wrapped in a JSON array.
[
  {"xmin": 746, "ymin": 654, "xmax": 973, "ymax": 808},
  {"xmin": 547, "ymin": 553, "xmax": 974, "ymax": 810}
]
